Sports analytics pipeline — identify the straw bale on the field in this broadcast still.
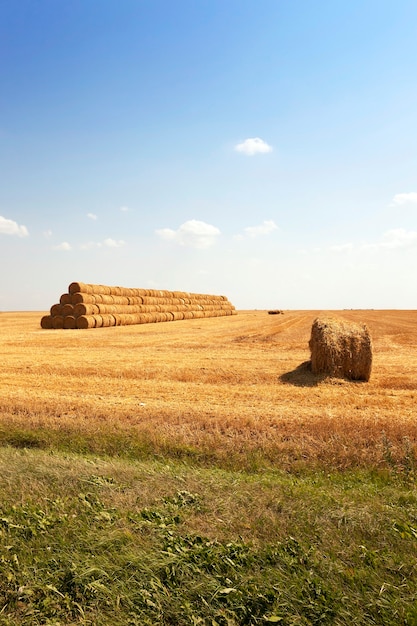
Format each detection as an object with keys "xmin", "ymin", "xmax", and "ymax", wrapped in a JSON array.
[
  {"xmin": 69, "ymin": 282, "xmax": 90, "ymax": 295},
  {"xmin": 71, "ymin": 292, "xmax": 96, "ymax": 305},
  {"xmin": 127, "ymin": 296, "xmax": 143, "ymax": 305},
  {"xmin": 76, "ymin": 315, "xmax": 96, "ymax": 329},
  {"xmin": 60, "ymin": 293, "xmax": 72, "ymax": 305},
  {"xmin": 63, "ymin": 316, "xmax": 76, "ymax": 329},
  {"xmin": 100, "ymin": 314, "xmax": 114, "ymax": 327},
  {"xmin": 52, "ymin": 315, "xmax": 64, "ymax": 329},
  {"xmin": 140, "ymin": 296, "xmax": 163, "ymax": 305},
  {"xmin": 61, "ymin": 303, "xmax": 74, "ymax": 317},
  {"xmin": 73, "ymin": 303, "xmax": 99, "ymax": 317},
  {"xmin": 45, "ymin": 282, "xmax": 237, "ymax": 329},
  {"xmin": 40, "ymin": 315, "xmax": 54, "ymax": 329},
  {"xmin": 50, "ymin": 303, "xmax": 63, "ymax": 316},
  {"xmin": 309, "ymin": 316, "xmax": 373, "ymax": 381}
]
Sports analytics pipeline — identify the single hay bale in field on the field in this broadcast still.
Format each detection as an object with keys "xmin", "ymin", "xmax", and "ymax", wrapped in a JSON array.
[{"xmin": 309, "ymin": 316, "xmax": 373, "ymax": 381}]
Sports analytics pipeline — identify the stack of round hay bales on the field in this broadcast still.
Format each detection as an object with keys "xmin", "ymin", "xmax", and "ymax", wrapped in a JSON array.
[
  {"xmin": 309, "ymin": 316, "xmax": 373, "ymax": 381},
  {"xmin": 41, "ymin": 282, "xmax": 237, "ymax": 329}
]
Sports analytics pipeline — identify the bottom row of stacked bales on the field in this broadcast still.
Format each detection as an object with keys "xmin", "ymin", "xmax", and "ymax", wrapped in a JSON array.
[{"xmin": 41, "ymin": 282, "xmax": 237, "ymax": 329}]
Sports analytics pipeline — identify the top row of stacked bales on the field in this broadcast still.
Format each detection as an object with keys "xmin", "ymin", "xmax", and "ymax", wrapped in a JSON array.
[{"xmin": 41, "ymin": 282, "xmax": 237, "ymax": 329}]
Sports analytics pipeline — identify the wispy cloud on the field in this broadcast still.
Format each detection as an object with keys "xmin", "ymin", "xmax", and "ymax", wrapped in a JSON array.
[
  {"xmin": 327, "ymin": 229, "xmax": 417, "ymax": 254},
  {"xmin": 390, "ymin": 192, "xmax": 417, "ymax": 206},
  {"xmin": 363, "ymin": 228, "xmax": 417, "ymax": 250},
  {"xmin": 43, "ymin": 229, "xmax": 53, "ymax": 239},
  {"xmin": 329, "ymin": 243, "xmax": 354, "ymax": 252},
  {"xmin": 243, "ymin": 219, "xmax": 278, "ymax": 237},
  {"xmin": 0, "ymin": 215, "xmax": 29, "ymax": 237},
  {"xmin": 53, "ymin": 242, "xmax": 72, "ymax": 251},
  {"xmin": 87, "ymin": 213, "xmax": 98, "ymax": 220},
  {"xmin": 103, "ymin": 238, "xmax": 125, "ymax": 248},
  {"xmin": 119, "ymin": 206, "xmax": 130, "ymax": 212},
  {"xmin": 156, "ymin": 219, "xmax": 221, "ymax": 249},
  {"xmin": 234, "ymin": 137, "xmax": 273, "ymax": 156},
  {"xmin": 80, "ymin": 238, "xmax": 126, "ymax": 250}
]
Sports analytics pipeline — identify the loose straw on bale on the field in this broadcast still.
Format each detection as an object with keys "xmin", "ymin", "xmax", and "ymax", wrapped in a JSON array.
[{"xmin": 309, "ymin": 316, "xmax": 373, "ymax": 382}]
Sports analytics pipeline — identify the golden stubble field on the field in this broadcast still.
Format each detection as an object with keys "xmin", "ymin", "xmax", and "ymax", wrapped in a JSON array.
[{"xmin": 1, "ymin": 309, "xmax": 416, "ymax": 468}]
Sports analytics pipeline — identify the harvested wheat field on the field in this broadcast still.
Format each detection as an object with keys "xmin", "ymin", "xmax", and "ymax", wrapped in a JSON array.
[{"xmin": 1, "ymin": 309, "xmax": 416, "ymax": 469}]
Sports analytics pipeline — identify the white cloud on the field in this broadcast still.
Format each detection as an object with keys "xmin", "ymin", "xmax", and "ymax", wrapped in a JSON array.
[
  {"xmin": 325, "ymin": 230, "xmax": 417, "ymax": 254},
  {"xmin": 390, "ymin": 192, "xmax": 417, "ymax": 206},
  {"xmin": 0, "ymin": 215, "xmax": 29, "ymax": 237},
  {"xmin": 87, "ymin": 213, "xmax": 98, "ymax": 220},
  {"xmin": 156, "ymin": 219, "xmax": 221, "ymax": 249},
  {"xmin": 119, "ymin": 206, "xmax": 130, "ymax": 212},
  {"xmin": 234, "ymin": 137, "xmax": 273, "ymax": 156},
  {"xmin": 103, "ymin": 238, "xmax": 126, "ymax": 248},
  {"xmin": 53, "ymin": 242, "xmax": 72, "ymax": 251},
  {"xmin": 329, "ymin": 243, "xmax": 354, "ymax": 252},
  {"xmin": 244, "ymin": 219, "xmax": 278, "ymax": 237},
  {"xmin": 80, "ymin": 238, "xmax": 126, "ymax": 249},
  {"xmin": 375, "ymin": 228, "xmax": 417, "ymax": 249},
  {"xmin": 43, "ymin": 229, "xmax": 53, "ymax": 238}
]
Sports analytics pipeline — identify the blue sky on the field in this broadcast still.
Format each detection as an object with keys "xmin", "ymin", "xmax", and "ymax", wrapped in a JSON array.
[{"xmin": 1, "ymin": 0, "xmax": 417, "ymax": 311}]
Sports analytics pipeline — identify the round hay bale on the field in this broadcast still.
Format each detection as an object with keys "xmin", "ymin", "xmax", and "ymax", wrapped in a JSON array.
[
  {"xmin": 50, "ymin": 303, "xmax": 63, "ymax": 316},
  {"xmin": 100, "ymin": 314, "xmax": 114, "ymax": 327},
  {"xmin": 59, "ymin": 293, "xmax": 72, "ymax": 305},
  {"xmin": 52, "ymin": 315, "xmax": 64, "ymax": 329},
  {"xmin": 309, "ymin": 316, "xmax": 373, "ymax": 382},
  {"xmin": 71, "ymin": 293, "xmax": 96, "ymax": 305},
  {"xmin": 73, "ymin": 303, "xmax": 99, "ymax": 317},
  {"xmin": 76, "ymin": 315, "xmax": 96, "ymax": 329},
  {"xmin": 40, "ymin": 315, "xmax": 53, "ymax": 329},
  {"xmin": 69, "ymin": 282, "xmax": 89, "ymax": 294},
  {"xmin": 61, "ymin": 303, "xmax": 74, "ymax": 317},
  {"xmin": 63, "ymin": 315, "xmax": 76, "ymax": 329}
]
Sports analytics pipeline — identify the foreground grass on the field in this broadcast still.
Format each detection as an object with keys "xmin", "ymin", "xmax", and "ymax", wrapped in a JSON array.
[{"xmin": 0, "ymin": 446, "xmax": 416, "ymax": 625}]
